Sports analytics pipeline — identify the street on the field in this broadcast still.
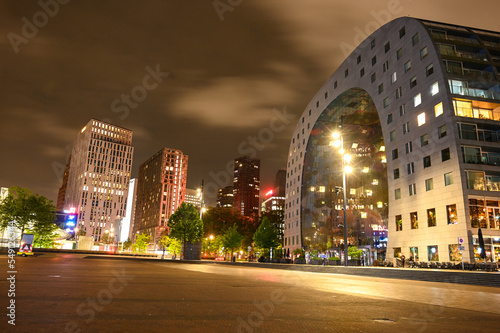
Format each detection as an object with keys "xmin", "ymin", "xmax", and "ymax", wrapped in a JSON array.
[{"xmin": 1, "ymin": 253, "xmax": 499, "ymax": 332}]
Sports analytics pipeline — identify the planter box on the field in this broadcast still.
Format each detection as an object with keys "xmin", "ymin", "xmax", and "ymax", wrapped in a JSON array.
[
  {"xmin": 327, "ymin": 260, "xmax": 341, "ymax": 266},
  {"xmin": 347, "ymin": 259, "xmax": 361, "ymax": 266},
  {"xmin": 309, "ymin": 259, "xmax": 324, "ymax": 265},
  {"xmin": 294, "ymin": 259, "xmax": 306, "ymax": 264},
  {"xmin": 280, "ymin": 258, "xmax": 292, "ymax": 264}
]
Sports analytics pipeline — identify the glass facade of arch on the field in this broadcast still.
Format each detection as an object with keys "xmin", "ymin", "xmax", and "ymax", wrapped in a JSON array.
[{"xmin": 301, "ymin": 89, "xmax": 388, "ymax": 255}]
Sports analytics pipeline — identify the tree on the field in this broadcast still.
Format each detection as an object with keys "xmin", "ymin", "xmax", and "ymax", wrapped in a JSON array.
[
  {"xmin": 348, "ymin": 246, "xmax": 363, "ymax": 259},
  {"xmin": 158, "ymin": 230, "xmax": 181, "ymax": 254},
  {"xmin": 76, "ymin": 228, "xmax": 87, "ymax": 237},
  {"xmin": 222, "ymin": 224, "xmax": 243, "ymax": 259},
  {"xmin": 101, "ymin": 232, "xmax": 113, "ymax": 244},
  {"xmin": 122, "ymin": 238, "xmax": 132, "ymax": 251},
  {"xmin": 168, "ymin": 203, "xmax": 203, "ymax": 256},
  {"xmin": 203, "ymin": 206, "xmax": 259, "ymax": 239},
  {"xmin": 0, "ymin": 187, "xmax": 56, "ymax": 247},
  {"xmin": 260, "ymin": 211, "xmax": 284, "ymax": 246},
  {"xmin": 26, "ymin": 222, "xmax": 59, "ymax": 248},
  {"xmin": 253, "ymin": 216, "xmax": 280, "ymax": 253},
  {"xmin": 133, "ymin": 233, "xmax": 150, "ymax": 252}
]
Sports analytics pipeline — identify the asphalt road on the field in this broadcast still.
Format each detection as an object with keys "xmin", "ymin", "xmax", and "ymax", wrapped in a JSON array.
[{"xmin": 1, "ymin": 253, "xmax": 499, "ymax": 333}]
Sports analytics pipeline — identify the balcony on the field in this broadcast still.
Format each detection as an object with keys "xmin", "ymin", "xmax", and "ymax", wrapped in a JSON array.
[
  {"xmin": 449, "ymin": 83, "xmax": 500, "ymax": 101},
  {"xmin": 439, "ymin": 48, "xmax": 489, "ymax": 62},
  {"xmin": 432, "ymin": 32, "xmax": 481, "ymax": 45}
]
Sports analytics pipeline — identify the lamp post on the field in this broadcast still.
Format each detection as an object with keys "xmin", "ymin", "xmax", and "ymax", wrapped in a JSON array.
[{"xmin": 332, "ymin": 115, "xmax": 351, "ymax": 267}]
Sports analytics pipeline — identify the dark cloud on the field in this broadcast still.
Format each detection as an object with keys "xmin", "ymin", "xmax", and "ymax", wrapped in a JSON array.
[{"xmin": 1, "ymin": 0, "xmax": 499, "ymax": 205}]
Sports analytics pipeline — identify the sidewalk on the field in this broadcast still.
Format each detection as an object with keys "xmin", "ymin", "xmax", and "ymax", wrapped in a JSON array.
[{"xmin": 84, "ymin": 255, "xmax": 500, "ymax": 287}]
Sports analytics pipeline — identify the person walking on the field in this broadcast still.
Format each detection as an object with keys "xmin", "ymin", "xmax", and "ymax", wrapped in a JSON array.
[{"xmin": 401, "ymin": 254, "xmax": 406, "ymax": 268}]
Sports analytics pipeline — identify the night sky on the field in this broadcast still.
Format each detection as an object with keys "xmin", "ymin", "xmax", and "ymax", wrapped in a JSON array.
[{"xmin": 1, "ymin": 0, "xmax": 500, "ymax": 205}]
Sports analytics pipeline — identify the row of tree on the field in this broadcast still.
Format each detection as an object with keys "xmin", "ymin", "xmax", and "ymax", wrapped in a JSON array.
[
  {"xmin": 0, "ymin": 187, "xmax": 285, "ymax": 258},
  {"xmin": 149, "ymin": 203, "xmax": 284, "ymax": 258}
]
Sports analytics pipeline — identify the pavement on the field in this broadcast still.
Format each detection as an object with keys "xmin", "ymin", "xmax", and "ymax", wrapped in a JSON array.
[{"xmin": 1, "ymin": 253, "xmax": 499, "ymax": 333}]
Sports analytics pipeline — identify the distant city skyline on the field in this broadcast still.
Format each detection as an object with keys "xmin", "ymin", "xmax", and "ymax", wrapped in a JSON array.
[{"xmin": 1, "ymin": 1, "xmax": 500, "ymax": 205}]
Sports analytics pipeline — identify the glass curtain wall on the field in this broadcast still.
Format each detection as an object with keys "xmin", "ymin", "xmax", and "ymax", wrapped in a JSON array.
[{"xmin": 301, "ymin": 89, "xmax": 388, "ymax": 255}]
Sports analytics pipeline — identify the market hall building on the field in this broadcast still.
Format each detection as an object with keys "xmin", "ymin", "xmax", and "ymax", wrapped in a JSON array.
[{"xmin": 284, "ymin": 17, "xmax": 500, "ymax": 264}]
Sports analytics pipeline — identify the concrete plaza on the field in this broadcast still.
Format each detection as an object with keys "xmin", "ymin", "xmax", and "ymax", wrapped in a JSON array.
[{"xmin": 1, "ymin": 253, "xmax": 499, "ymax": 332}]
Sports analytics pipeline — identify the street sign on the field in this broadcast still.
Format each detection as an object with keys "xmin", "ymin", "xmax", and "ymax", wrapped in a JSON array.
[
  {"xmin": 458, "ymin": 237, "xmax": 464, "ymax": 244},
  {"xmin": 458, "ymin": 246, "xmax": 465, "ymax": 251}
]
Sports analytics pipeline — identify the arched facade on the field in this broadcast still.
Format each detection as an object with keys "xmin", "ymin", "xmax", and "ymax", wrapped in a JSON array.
[{"xmin": 284, "ymin": 17, "xmax": 500, "ymax": 263}]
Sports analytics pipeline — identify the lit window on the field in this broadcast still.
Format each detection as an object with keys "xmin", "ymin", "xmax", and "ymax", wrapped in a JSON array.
[
  {"xmin": 391, "ymin": 72, "xmax": 397, "ymax": 83},
  {"xmin": 319, "ymin": 186, "xmax": 325, "ymax": 193},
  {"xmin": 435, "ymin": 102, "xmax": 443, "ymax": 117},
  {"xmin": 418, "ymin": 112, "xmax": 426, "ymax": 126},
  {"xmin": 447, "ymin": 204, "xmax": 458, "ymax": 225},
  {"xmin": 431, "ymin": 82, "xmax": 439, "ymax": 96},
  {"xmin": 414, "ymin": 93, "xmax": 422, "ymax": 107}
]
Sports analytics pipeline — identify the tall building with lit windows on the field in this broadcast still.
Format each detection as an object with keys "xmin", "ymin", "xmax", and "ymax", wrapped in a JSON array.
[
  {"xmin": 63, "ymin": 119, "xmax": 134, "ymax": 242},
  {"xmin": 217, "ymin": 186, "xmax": 234, "ymax": 208},
  {"xmin": 233, "ymin": 156, "xmax": 260, "ymax": 218},
  {"xmin": 284, "ymin": 17, "xmax": 500, "ymax": 264},
  {"xmin": 185, "ymin": 188, "xmax": 202, "ymax": 209},
  {"xmin": 132, "ymin": 148, "xmax": 188, "ymax": 246}
]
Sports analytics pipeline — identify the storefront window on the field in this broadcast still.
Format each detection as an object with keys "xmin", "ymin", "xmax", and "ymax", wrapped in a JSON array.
[
  {"xmin": 469, "ymin": 198, "xmax": 500, "ymax": 229},
  {"xmin": 409, "ymin": 247, "xmax": 419, "ymax": 261},
  {"xmin": 428, "ymin": 245, "xmax": 439, "ymax": 261},
  {"xmin": 448, "ymin": 244, "xmax": 462, "ymax": 261},
  {"xmin": 394, "ymin": 247, "xmax": 402, "ymax": 258}
]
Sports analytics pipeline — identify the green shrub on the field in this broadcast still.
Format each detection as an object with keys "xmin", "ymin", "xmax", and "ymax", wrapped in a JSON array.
[{"xmin": 328, "ymin": 257, "xmax": 341, "ymax": 260}]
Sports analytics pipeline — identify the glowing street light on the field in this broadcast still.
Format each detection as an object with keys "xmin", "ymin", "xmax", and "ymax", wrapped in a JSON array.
[{"xmin": 333, "ymin": 115, "xmax": 350, "ymax": 267}]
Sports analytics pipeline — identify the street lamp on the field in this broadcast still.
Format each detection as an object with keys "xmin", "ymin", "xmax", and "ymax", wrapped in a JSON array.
[{"xmin": 332, "ymin": 115, "xmax": 351, "ymax": 267}]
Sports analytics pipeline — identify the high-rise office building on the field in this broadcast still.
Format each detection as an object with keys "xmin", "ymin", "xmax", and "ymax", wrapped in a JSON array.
[
  {"xmin": 185, "ymin": 188, "xmax": 202, "ymax": 209},
  {"xmin": 121, "ymin": 178, "xmax": 137, "ymax": 243},
  {"xmin": 56, "ymin": 155, "xmax": 71, "ymax": 211},
  {"xmin": 261, "ymin": 169, "xmax": 286, "ymax": 214},
  {"xmin": 284, "ymin": 17, "xmax": 500, "ymax": 263},
  {"xmin": 63, "ymin": 119, "xmax": 134, "ymax": 242},
  {"xmin": 233, "ymin": 156, "xmax": 260, "ymax": 217},
  {"xmin": 133, "ymin": 148, "xmax": 188, "ymax": 245},
  {"xmin": 217, "ymin": 186, "xmax": 234, "ymax": 208}
]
